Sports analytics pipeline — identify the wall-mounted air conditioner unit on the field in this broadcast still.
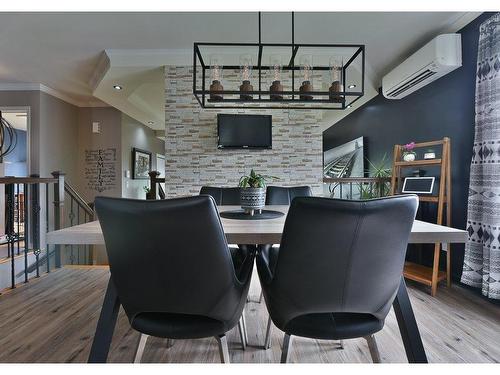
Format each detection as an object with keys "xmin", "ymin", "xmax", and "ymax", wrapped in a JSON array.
[{"xmin": 382, "ymin": 33, "xmax": 462, "ymax": 99}]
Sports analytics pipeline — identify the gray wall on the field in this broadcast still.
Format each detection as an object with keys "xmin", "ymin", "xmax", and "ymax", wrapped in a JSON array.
[
  {"xmin": 164, "ymin": 66, "xmax": 323, "ymax": 197},
  {"xmin": 39, "ymin": 92, "xmax": 80, "ymax": 185},
  {"xmin": 77, "ymin": 107, "xmax": 123, "ymax": 203},
  {"xmin": 121, "ymin": 113, "xmax": 165, "ymax": 199}
]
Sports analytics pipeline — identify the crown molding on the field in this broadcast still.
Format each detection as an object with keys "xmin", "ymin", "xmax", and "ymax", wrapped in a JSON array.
[
  {"xmin": 0, "ymin": 83, "xmax": 108, "ymax": 108},
  {"xmin": 88, "ymin": 51, "xmax": 111, "ymax": 91}
]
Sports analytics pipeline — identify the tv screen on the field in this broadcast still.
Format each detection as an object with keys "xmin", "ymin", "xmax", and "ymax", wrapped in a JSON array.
[{"xmin": 217, "ymin": 114, "xmax": 272, "ymax": 149}]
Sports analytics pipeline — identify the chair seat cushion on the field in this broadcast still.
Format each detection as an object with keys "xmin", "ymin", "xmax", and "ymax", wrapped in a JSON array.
[
  {"xmin": 131, "ymin": 312, "xmax": 226, "ymax": 339},
  {"xmin": 284, "ymin": 312, "xmax": 384, "ymax": 340}
]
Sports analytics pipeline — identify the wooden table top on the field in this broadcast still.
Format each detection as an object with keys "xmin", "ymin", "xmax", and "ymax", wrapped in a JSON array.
[{"xmin": 45, "ymin": 205, "xmax": 468, "ymax": 246}]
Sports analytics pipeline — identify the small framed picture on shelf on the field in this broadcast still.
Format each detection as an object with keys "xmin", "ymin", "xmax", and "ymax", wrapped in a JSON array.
[{"xmin": 132, "ymin": 148, "xmax": 152, "ymax": 179}]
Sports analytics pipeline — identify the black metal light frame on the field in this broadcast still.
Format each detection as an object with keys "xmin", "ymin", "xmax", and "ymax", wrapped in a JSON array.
[{"xmin": 192, "ymin": 12, "xmax": 365, "ymax": 110}]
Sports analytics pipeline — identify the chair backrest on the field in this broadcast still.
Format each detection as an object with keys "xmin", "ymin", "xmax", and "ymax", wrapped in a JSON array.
[
  {"xmin": 266, "ymin": 186, "xmax": 313, "ymax": 205},
  {"xmin": 199, "ymin": 186, "xmax": 241, "ymax": 206},
  {"xmin": 268, "ymin": 195, "xmax": 418, "ymax": 327},
  {"xmin": 94, "ymin": 195, "xmax": 240, "ymax": 323}
]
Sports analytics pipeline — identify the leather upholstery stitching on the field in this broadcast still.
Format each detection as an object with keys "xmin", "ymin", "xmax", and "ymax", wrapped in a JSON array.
[{"xmin": 340, "ymin": 201, "xmax": 365, "ymax": 312}]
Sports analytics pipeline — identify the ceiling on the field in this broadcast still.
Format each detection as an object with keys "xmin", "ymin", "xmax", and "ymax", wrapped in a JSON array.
[{"xmin": 0, "ymin": 12, "xmax": 480, "ymax": 129}]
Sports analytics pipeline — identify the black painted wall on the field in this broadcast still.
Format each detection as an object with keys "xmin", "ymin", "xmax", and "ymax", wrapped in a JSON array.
[{"xmin": 323, "ymin": 12, "xmax": 496, "ymax": 281}]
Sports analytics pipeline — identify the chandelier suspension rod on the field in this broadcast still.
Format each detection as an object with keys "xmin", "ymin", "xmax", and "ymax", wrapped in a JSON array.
[{"xmin": 258, "ymin": 11, "xmax": 261, "ymax": 44}]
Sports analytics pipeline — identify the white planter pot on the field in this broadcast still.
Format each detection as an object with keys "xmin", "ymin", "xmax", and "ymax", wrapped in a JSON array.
[{"xmin": 403, "ymin": 152, "xmax": 416, "ymax": 162}]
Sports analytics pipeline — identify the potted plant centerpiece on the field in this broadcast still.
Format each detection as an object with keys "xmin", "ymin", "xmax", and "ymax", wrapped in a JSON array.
[
  {"xmin": 402, "ymin": 142, "xmax": 417, "ymax": 162},
  {"xmin": 239, "ymin": 169, "xmax": 278, "ymax": 215}
]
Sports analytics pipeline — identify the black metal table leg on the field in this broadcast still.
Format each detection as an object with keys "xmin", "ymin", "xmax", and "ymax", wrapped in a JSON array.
[
  {"xmin": 393, "ymin": 277, "xmax": 428, "ymax": 363},
  {"xmin": 88, "ymin": 277, "xmax": 121, "ymax": 363}
]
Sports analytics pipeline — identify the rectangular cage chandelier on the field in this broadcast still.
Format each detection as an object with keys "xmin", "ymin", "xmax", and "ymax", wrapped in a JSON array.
[{"xmin": 193, "ymin": 12, "xmax": 365, "ymax": 110}]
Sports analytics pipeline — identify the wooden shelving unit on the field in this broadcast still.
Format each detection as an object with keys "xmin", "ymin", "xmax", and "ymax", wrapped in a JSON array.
[{"xmin": 391, "ymin": 138, "xmax": 452, "ymax": 296}]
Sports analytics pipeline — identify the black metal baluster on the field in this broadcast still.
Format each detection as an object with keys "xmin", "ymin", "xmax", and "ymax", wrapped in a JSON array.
[
  {"xmin": 45, "ymin": 183, "xmax": 50, "ymax": 273},
  {"xmin": 349, "ymin": 182, "xmax": 353, "ymax": 200},
  {"xmin": 77, "ymin": 204, "xmax": 80, "ymax": 264},
  {"xmin": 70, "ymin": 196, "xmax": 74, "ymax": 264},
  {"xmin": 16, "ymin": 183, "xmax": 20, "ymax": 255},
  {"xmin": 6, "ymin": 183, "xmax": 16, "ymax": 288},
  {"xmin": 23, "ymin": 183, "xmax": 28, "ymax": 283},
  {"xmin": 31, "ymin": 176, "xmax": 41, "ymax": 278}
]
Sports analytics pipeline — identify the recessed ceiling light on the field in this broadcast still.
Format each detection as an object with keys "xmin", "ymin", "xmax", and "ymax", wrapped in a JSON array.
[
  {"xmin": 148, "ymin": 121, "xmax": 154, "ymax": 125},
  {"xmin": 113, "ymin": 85, "xmax": 123, "ymax": 90},
  {"xmin": 348, "ymin": 84, "xmax": 356, "ymax": 89},
  {"xmin": 347, "ymin": 105, "xmax": 352, "ymax": 109}
]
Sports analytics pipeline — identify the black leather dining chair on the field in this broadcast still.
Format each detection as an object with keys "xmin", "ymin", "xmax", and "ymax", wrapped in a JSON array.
[
  {"xmin": 257, "ymin": 195, "xmax": 418, "ymax": 363},
  {"xmin": 199, "ymin": 186, "xmax": 256, "ymax": 268},
  {"xmin": 265, "ymin": 185, "xmax": 313, "ymax": 205},
  {"xmin": 199, "ymin": 186, "xmax": 241, "ymax": 206},
  {"xmin": 94, "ymin": 195, "xmax": 254, "ymax": 363},
  {"xmin": 258, "ymin": 186, "xmax": 313, "ymax": 306}
]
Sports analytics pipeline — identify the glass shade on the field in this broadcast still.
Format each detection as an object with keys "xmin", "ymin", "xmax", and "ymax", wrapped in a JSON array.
[
  {"xmin": 269, "ymin": 54, "xmax": 282, "ymax": 82},
  {"xmin": 210, "ymin": 55, "xmax": 223, "ymax": 82},
  {"xmin": 329, "ymin": 57, "xmax": 343, "ymax": 83},
  {"xmin": 299, "ymin": 54, "xmax": 314, "ymax": 84},
  {"xmin": 239, "ymin": 54, "xmax": 253, "ymax": 82}
]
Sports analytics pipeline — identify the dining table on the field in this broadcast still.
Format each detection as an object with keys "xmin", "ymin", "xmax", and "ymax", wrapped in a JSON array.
[{"xmin": 46, "ymin": 204, "xmax": 468, "ymax": 364}]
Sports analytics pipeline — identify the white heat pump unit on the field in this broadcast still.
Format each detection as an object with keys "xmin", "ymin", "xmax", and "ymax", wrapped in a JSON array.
[{"xmin": 382, "ymin": 33, "xmax": 462, "ymax": 99}]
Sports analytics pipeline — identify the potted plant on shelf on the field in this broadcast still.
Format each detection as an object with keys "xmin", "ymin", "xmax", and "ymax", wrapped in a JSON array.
[
  {"xmin": 402, "ymin": 142, "xmax": 417, "ymax": 162},
  {"xmin": 239, "ymin": 169, "xmax": 278, "ymax": 215}
]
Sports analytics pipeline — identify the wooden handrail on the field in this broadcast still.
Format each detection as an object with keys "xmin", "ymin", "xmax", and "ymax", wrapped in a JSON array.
[
  {"xmin": 0, "ymin": 176, "xmax": 58, "ymax": 184},
  {"xmin": 64, "ymin": 181, "xmax": 94, "ymax": 218},
  {"xmin": 323, "ymin": 177, "xmax": 391, "ymax": 184}
]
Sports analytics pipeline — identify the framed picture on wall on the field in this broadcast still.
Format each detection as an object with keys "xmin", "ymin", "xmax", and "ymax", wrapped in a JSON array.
[{"xmin": 132, "ymin": 148, "xmax": 152, "ymax": 179}]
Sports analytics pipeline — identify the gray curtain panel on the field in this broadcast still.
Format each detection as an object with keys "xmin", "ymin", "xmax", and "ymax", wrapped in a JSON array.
[{"xmin": 462, "ymin": 13, "xmax": 500, "ymax": 299}]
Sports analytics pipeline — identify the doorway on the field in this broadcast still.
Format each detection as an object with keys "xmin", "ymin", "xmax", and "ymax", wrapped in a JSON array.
[{"xmin": 1, "ymin": 107, "xmax": 30, "ymax": 258}]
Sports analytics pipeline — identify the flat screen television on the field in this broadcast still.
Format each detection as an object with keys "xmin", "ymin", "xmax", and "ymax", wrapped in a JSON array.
[{"xmin": 217, "ymin": 114, "xmax": 272, "ymax": 149}]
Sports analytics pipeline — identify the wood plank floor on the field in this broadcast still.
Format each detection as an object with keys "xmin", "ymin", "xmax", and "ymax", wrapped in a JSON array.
[{"xmin": 0, "ymin": 266, "xmax": 498, "ymax": 363}]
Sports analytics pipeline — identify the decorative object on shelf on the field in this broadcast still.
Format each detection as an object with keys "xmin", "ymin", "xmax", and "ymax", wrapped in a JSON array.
[
  {"xmin": 424, "ymin": 149, "xmax": 436, "ymax": 159},
  {"xmin": 209, "ymin": 55, "xmax": 224, "ymax": 101},
  {"xmin": 238, "ymin": 169, "xmax": 278, "ymax": 215},
  {"xmin": 299, "ymin": 54, "xmax": 314, "ymax": 101},
  {"xmin": 193, "ymin": 12, "xmax": 365, "ymax": 110},
  {"xmin": 329, "ymin": 57, "xmax": 345, "ymax": 103},
  {"xmin": 402, "ymin": 176, "xmax": 435, "ymax": 194},
  {"xmin": 132, "ymin": 148, "xmax": 152, "ymax": 180},
  {"xmin": 411, "ymin": 169, "xmax": 426, "ymax": 177},
  {"xmin": 0, "ymin": 110, "xmax": 18, "ymax": 161},
  {"xmin": 239, "ymin": 54, "xmax": 254, "ymax": 100},
  {"xmin": 269, "ymin": 54, "xmax": 283, "ymax": 101},
  {"xmin": 402, "ymin": 142, "xmax": 417, "ymax": 162}
]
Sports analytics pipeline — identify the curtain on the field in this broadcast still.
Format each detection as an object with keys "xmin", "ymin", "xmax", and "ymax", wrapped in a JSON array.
[{"xmin": 462, "ymin": 13, "xmax": 500, "ymax": 299}]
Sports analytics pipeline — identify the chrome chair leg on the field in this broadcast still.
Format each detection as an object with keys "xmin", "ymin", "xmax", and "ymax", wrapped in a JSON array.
[
  {"xmin": 166, "ymin": 338, "xmax": 174, "ymax": 348},
  {"xmin": 280, "ymin": 333, "xmax": 293, "ymax": 363},
  {"xmin": 364, "ymin": 334, "xmax": 381, "ymax": 363},
  {"xmin": 264, "ymin": 315, "xmax": 272, "ymax": 349},
  {"xmin": 133, "ymin": 334, "xmax": 148, "ymax": 363},
  {"xmin": 238, "ymin": 318, "xmax": 247, "ymax": 350},
  {"xmin": 338, "ymin": 340, "xmax": 344, "ymax": 349},
  {"xmin": 259, "ymin": 290, "xmax": 263, "ymax": 303},
  {"xmin": 241, "ymin": 311, "xmax": 248, "ymax": 345},
  {"xmin": 215, "ymin": 334, "xmax": 230, "ymax": 363}
]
